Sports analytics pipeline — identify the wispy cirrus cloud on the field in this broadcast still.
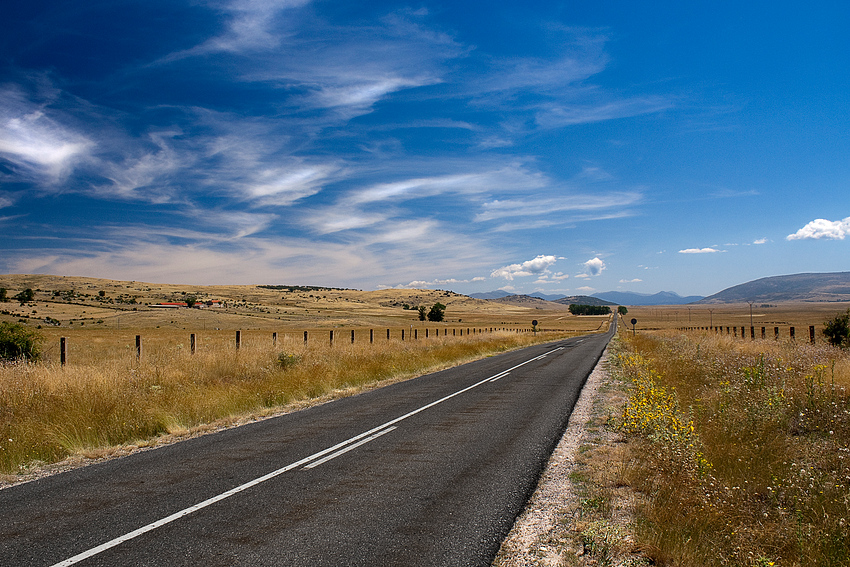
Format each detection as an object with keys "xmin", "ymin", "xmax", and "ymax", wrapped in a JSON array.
[
  {"xmin": 0, "ymin": 86, "xmax": 94, "ymax": 183},
  {"xmin": 475, "ymin": 191, "xmax": 641, "ymax": 223}
]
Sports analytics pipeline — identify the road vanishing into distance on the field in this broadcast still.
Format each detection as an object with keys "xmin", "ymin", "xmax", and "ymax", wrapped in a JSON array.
[{"xmin": 1, "ymin": 322, "xmax": 614, "ymax": 566}]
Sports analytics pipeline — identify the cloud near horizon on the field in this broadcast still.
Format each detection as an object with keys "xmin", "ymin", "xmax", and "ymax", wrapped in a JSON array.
[{"xmin": 786, "ymin": 217, "xmax": 850, "ymax": 240}]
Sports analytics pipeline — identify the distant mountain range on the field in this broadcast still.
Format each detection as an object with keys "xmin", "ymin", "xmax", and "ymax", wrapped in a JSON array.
[
  {"xmin": 592, "ymin": 291, "xmax": 704, "ymax": 306},
  {"xmin": 554, "ymin": 295, "xmax": 617, "ymax": 307},
  {"xmin": 470, "ymin": 272, "xmax": 850, "ymax": 306}
]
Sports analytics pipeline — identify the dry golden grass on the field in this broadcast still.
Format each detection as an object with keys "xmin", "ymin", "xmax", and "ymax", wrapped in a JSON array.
[
  {"xmin": 612, "ymin": 326, "xmax": 850, "ymax": 566},
  {"xmin": 0, "ymin": 328, "xmax": 586, "ymax": 477},
  {"xmin": 0, "ymin": 274, "xmax": 612, "ymax": 479}
]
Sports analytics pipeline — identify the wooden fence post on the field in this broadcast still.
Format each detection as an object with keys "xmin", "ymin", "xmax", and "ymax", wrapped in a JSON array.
[
  {"xmin": 351, "ymin": 330, "xmax": 355, "ymax": 344},
  {"xmin": 387, "ymin": 329, "xmax": 390, "ymax": 340},
  {"xmin": 136, "ymin": 335, "xmax": 142, "ymax": 359},
  {"xmin": 235, "ymin": 331, "xmax": 241, "ymax": 350},
  {"xmin": 190, "ymin": 333, "xmax": 196, "ymax": 355},
  {"xmin": 790, "ymin": 327, "xmax": 795, "ymax": 341},
  {"xmin": 810, "ymin": 325, "xmax": 815, "ymax": 344},
  {"xmin": 751, "ymin": 326, "xmax": 755, "ymax": 339},
  {"xmin": 304, "ymin": 331, "xmax": 308, "ymax": 345},
  {"xmin": 401, "ymin": 329, "xmax": 405, "ymax": 341},
  {"xmin": 330, "ymin": 330, "xmax": 334, "ymax": 345},
  {"xmin": 774, "ymin": 327, "xmax": 779, "ymax": 339},
  {"xmin": 761, "ymin": 327, "xmax": 765, "ymax": 339},
  {"xmin": 370, "ymin": 329, "xmax": 374, "ymax": 343},
  {"xmin": 272, "ymin": 332, "xmax": 277, "ymax": 347},
  {"xmin": 60, "ymin": 337, "xmax": 67, "ymax": 366}
]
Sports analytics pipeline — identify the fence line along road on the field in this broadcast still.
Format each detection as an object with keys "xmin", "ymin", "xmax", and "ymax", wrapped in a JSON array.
[{"xmin": 54, "ymin": 326, "xmax": 579, "ymax": 366}]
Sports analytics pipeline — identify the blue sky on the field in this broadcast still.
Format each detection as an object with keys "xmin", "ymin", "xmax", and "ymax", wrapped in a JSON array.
[{"xmin": 1, "ymin": 1, "xmax": 848, "ymax": 297}]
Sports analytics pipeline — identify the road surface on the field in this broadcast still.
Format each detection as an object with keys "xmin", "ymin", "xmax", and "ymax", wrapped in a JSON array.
[{"xmin": 0, "ymin": 324, "xmax": 614, "ymax": 566}]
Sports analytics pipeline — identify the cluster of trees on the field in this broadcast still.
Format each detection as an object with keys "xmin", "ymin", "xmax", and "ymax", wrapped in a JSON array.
[
  {"xmin": 0, "ymin": 288, "xmax": 35, "ymax": 304},
  {"xmin": 417, "ymin": 303, "xmax": 446, "ymax": 322},
  {"xmin": 568, "ymin": 304, "xmax": 612, "ymax": 316}
]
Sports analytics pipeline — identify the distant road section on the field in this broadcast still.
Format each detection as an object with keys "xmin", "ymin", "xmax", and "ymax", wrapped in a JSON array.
[{"xmin": 0, "ymin": 323, "xmax": 614, "ymax": 566}]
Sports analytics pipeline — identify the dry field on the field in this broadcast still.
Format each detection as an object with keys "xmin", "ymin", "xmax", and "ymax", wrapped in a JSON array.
[
  {"xmin": 0, "ymin": 274, "xmax": 610, "ymax": 482},
  {"xmin": 0, "ymin": 273, "xmax": 604, "ymax": 335},
  {"xmin": 569, "ymin": 303, "xmax": 850, "ymax": 567},
  {"xmin": 622, "ymin": 302, "xmax": 848, "ymax": 337}
]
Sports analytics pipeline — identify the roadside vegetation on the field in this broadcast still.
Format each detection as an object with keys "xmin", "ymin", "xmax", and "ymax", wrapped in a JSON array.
[
  {"xmin": 603, "ymin": 330, "xmax": 850, "ymax": 566},
  {"xmin": 0, "ymin": 329, "xmax": 579, "ymax": 478}
]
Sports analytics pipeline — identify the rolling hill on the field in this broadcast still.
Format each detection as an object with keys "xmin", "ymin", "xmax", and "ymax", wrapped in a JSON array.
[{"xmin": 697, "ymin": 272, "xmax": 850, "ymax": 304}]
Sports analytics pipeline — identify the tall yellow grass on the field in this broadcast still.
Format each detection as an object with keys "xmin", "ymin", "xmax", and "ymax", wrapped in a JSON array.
[
  {"xmin": 0, "ymin": 329, "xmax": 577, "ymax": 476},
  {"xmin": 614, "ymin": 331, "xmax": 850, "ymax": 566}
]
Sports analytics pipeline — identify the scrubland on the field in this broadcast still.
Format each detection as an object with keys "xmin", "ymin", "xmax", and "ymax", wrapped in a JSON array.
[{"xmin": 588, "ymin": 327, "xmax": 850, "ymax": 566}]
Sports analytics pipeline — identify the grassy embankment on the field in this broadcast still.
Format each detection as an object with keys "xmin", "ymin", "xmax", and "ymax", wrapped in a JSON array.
[
  {"xmin": 0, "ymin": 327, "xmax": 588, "ymax": 478},
  {"xmin": 608, "ymin": 328, "xmax": 850, "ymax": 566}
]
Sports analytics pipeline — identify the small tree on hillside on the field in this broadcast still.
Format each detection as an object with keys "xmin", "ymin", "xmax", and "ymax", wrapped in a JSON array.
[
  {"xmin": 418, "ymin": 306, "xmax": 427, "ymax": 321},
  {"xmin": 185, "ymin": 295, "xmax": 198, "ymax": 308},
  {"xmin": 618, "ymin": 306, "xmax": 628, "ymax": 315},
  {"xmin": 0, "ymin": 288, "xmax": 7, "ymax": 302},
  {"xmin": 14, "ymin": 288, "xmax": 34, "ymax": 304},
  {"xmin": 823, "ymin": 309, "xmax": 850, "ymax": 348},
  {"xmin": 427, "ymin": 302, "xmax": 446, "ymax": 322}
]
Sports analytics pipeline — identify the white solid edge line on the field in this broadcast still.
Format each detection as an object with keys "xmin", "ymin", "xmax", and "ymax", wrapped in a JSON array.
[{"xmin": 49, "ymin": 346, "xmax": 564, "ymax": 567}]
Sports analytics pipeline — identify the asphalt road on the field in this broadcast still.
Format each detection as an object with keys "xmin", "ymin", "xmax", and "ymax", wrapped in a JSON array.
[{"xmin": 0, "ymin": 323, "xmax": 614, "ymax": 566}]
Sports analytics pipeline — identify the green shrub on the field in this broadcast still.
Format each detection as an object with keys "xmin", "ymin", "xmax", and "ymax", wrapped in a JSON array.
[
  {"xmin": 277, "ymin": 352, "xmax": 301, "ymax": 369},
  {"xmin": 823, "ymin": 308, "xmax": 850, "ymax": 348},
  {"xmin": 0, "ymin": 322, "xmax": 43, "ymax": 361}
]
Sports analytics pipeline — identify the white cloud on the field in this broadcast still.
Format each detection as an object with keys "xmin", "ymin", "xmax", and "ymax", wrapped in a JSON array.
[
  {"xmin": 0, "ymin": 87, "xmax": 94, "ymax": 182},
  {"xmin": 786, "ymin": 217, "xmax": 850, "ymax": 240},
  {"xmin": 678, "ymin": 247, "xmax": 721, "ymax": 254},
  {"xmin": 491, "ymin": 255, "xmax": 558, "ymax": 280},
  {"xmin": 242, "ymin": 163, "xmax": 336, "ymax": 205},
  {"xmin": 533, "ymin": 271, "xmax": 568, "ymax": 284},
  {"xmin": 620, "ymin": 278, "xmax": 642, "ymax": 283},
  {"xmin": 583, "ymin": 257, "xmax": 605, "ymax": 276},
  {"xmin": 753, "ymin": 238, "xmax": 768, "ymax": 245}
]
